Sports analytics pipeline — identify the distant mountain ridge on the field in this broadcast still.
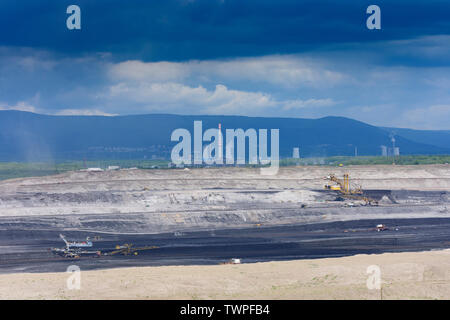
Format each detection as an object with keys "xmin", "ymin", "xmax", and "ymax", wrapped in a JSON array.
[
  {"xmin": 381, "ymin": 127, "xmax": 450, "ymax": 150},
  {"xmin": 0, "ymin": 110, "xmax": 448, "ymax": 161}
]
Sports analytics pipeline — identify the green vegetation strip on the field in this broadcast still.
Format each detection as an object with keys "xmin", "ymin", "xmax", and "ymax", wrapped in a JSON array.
[
  {"xmin": 0, "ymin": 160, "xmax": 169, "ymax": 181},
  {"xmin": 281, "ymin": 155, "xmax": 450, "ymax": 166},
  {"xmin": 0, "ymin": 155, "xmax": 449, "ymax": 181}
]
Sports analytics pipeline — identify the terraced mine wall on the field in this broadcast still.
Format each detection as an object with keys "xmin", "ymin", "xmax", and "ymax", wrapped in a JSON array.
[{"xmin": 0, "ymin": 165, "xmax": 448, "ymax": 233}]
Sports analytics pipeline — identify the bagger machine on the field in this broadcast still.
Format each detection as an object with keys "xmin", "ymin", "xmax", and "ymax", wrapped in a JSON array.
[
  {"xmin": 324, "ymin": 173, "xmax": 378, "ymax": 205},
  {"xmin": 51, "ymin": 234, "xmax": 100, "ymax": 258},
  {"xmin": 102, "ymin": 243, "xmax": 158, "ymax": 256},
  {"xmin": 51, "ymin": 234, "xmax": 158, "ymax": 258}
]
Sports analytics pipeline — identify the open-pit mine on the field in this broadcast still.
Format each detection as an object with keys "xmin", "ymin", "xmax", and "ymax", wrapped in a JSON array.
[{"xmin": 0, "ymin": 165, "xmax": 449, "ymax": 273}]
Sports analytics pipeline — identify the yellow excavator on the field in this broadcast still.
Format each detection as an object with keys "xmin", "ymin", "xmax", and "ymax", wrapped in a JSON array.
[
  {"xmin": 324, "ymin": 174, "xmax": 362, "ymax": 194},
  {"xmin": 324, "ymin": 174, "xmax": 377, "ymax": 205},
  {"xmin": 103, "ymin": 244, "xmax": 158, "ymax": 256}
]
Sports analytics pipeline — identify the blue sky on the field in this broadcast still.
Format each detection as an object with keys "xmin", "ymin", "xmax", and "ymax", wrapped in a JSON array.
[{"xmin": 1, "ymin": 0, "xmax": 450, "ymax": 129}]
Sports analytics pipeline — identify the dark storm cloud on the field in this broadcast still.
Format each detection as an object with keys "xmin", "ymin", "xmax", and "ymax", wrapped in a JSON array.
[
  {"xmin": 2, "ymin": 0, "xmax": 450, "ymax": 129},
  {"xmin": 1, "ymin": 0, "xmax": 450, "ymax": 62}
]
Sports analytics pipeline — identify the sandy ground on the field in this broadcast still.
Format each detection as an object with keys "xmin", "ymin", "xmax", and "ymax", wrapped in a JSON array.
[{"xmin": 1, "ymin": 249, "xmax": 449, "ymax": 300}]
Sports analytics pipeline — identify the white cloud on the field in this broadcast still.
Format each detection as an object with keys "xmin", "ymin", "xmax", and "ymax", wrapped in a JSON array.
[
  {"xmin": 108, "ymin": 82, "xmax": 276, "ymax": 115},
  {"xmin": 54, "ymin": 109, "xmax": 118, "ymax": 116},
  {"xmin": 105, "ymin": 55, "xmax": 340, "ymax": 116},
  {"xmin": 107, "ymin": 82, "xmax": 334, "ymax": 116},
  {"xmin": 388, "ymin": 35, "xmax": 450, "ymax": 59},
  {"xmin": 109, "ymin": 55, "xmax": 345, "ymax": 88},
  {"xmin": 282, "ymin": 98, "xmax": 336, "ymax": 110},
  {"xmin": 0, "ymin": 101, "xmax": 37, "ymax": 113},
  {"xmin": 0, "ymin": 101, "xmax": 116, "ymax": 117},
  {"xmin": 109, "ymin": 60, "xmax": 190, "ymax": 82},
  {"xmin": 2, "ymin": 40, "xmax": 450, "ymax": 129},
  {"xmin": 399, "ymin": 104, "xmax": 450, "ymax": 130},
  {"xmin": 344, "ymin": 103, "xmax": 450, "ymax": 130},
  {"xmin": 196, "ymin": 56, "xmax": 345, "ymax": 87}
]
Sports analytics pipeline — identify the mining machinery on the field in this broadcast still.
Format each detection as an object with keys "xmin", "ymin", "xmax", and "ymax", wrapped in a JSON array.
[
  {"xmin": 51, "ymin": 234, "xmax": 100, "ymax": 258},
  {"xmin": 324, "ymin": 173, "xmax": 378, "ymax": 205},
  {"xmin": 102, "ymin": 243, "xmax": 158, "ymax": 256}
]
